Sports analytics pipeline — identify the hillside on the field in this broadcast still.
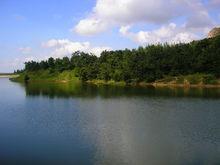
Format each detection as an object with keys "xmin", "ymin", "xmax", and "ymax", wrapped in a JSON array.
[{"xmin": 208, "ymin": 27, "xmax": 220, "ymax": 38}]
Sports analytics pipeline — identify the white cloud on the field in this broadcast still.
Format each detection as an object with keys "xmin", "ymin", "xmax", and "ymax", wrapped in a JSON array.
[
  {"xmin": 74, "ymin": 0, "xmax": 215, "ymax": 44},
  {"xmin": 120, "ymin": 23, "xmax": 198, "ymax": 45},
  {"xmin": 42, "ymin": 39, "xmax": 111, "ymax": 57},
  {"xmin": 3, "ymin": 40, "xmax": 111, "ymax": 72},
  {"xmin": 94, "ymin": 0, "xmax": 184, "ymax": 23},
  {"xmin": 90, "ymin": 47, "xmax": 110, "ymax": 56},
  {"xmin": 18, "ymin": 47, "xmax": 32, "ymax": 54},
  {"xmin": 74, "ymin": 18, "xmax": 109, "ymax": 36},
  {"xmin": 74, "ymin": 0, "xmax": 187, "ymax": 35},
  {"xmin": 74, "ymin": 0, "xmax": 214, "ymax": 35}
]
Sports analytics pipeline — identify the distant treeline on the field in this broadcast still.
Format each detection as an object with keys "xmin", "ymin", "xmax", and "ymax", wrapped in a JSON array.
[
  {"xmin": 0, "ymin": 73, "xmax": 14, "ymax": 75},
  {"xmin": 22, "ymin": 36, "xmax": 220, "ymax": 83}
]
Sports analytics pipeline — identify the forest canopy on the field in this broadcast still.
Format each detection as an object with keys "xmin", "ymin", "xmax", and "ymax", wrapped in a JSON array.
[{"xmin": 20, "ymin": 36, "xmax": 220, "ymax": 83}]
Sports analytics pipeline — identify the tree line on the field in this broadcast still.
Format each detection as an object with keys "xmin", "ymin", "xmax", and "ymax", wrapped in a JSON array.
[{"xmin": 22, "ymin": 36, "xmax": 220, "ymax": 83}]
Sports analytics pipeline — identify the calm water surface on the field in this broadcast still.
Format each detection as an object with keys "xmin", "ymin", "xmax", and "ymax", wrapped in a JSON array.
[{"xmin": 0, "ymin": 78, "xmax": 219, "ymax": 165}]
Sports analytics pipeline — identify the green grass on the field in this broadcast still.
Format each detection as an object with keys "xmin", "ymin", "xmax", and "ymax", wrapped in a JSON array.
[
  {"xmin": 11, "ymin": 71, "xmax": 219, "ymax": 87},
  {"xmin": 184, "ymin": 74, "xmax": 218, "ymax": 85},
  {"xmin": 87, "ymin": 79, "xmax": 126, "ymax": 86},
  {"xmin": 156, "ymin": 76, "xmax": 176, "ymax": 83},
  {"xmin": 11, "ymin": 70, "xmax": 80, "ymax": 83}
]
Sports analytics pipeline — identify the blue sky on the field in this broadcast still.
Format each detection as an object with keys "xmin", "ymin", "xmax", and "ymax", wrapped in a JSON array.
[{"xmin": 0, "ymin": 0, "xmax": 219, "ymax": 72}]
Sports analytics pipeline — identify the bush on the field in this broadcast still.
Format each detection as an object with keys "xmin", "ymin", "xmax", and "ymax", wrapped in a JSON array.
[
  {"xmin": 202, "ymin": 74, "xmax": 218, "ymax": 84},
  {"xmin": 24, "ymin": 74, "xmax": 30, "ymax": 82},
  {"xmin": 185, "ymin": 74, "xmax": 203, "ymax": 84}
]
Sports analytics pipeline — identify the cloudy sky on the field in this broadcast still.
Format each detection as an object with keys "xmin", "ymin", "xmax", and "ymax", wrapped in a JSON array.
[{"xmin": 0, "ymin": 0, "xmax": 219, "ymax": 72}]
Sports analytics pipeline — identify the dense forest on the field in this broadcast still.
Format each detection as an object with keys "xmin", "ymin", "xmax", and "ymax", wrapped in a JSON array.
[{"xmin": 18, "ymin": 36, "xmax": 220, "ymax": 83}]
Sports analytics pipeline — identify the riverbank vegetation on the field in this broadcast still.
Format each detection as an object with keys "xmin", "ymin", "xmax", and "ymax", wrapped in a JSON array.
[
  {"xmin": 13, "ymin": 70, "xmax": 79, "ymax": 82},
  {"xmin": 12, "ymin": 36, "xmax": 220, "ymax": 87}
]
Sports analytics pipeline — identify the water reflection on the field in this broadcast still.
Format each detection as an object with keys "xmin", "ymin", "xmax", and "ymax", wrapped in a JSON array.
[
  {"xmin": 1, "ymin": 79, "xmax": 219, "ymax": 164},
  {"xmin": 19, "ymin": 81, "xmax": 220, "ymax": 99},
  {"xmin": 76, "ymin": 98, "xmax": 220, "ymax": 165}
]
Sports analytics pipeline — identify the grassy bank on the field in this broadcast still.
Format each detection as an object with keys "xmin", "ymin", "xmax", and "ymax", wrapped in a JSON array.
[
  {"xmin": 11, "ymin": 70, "xmax": 80, "ymax": 83},
  {"xmin": 11, "ymin": 71, "xmax": 220, "ymax": 88},
  {"xmin": 87, "ymin": 74, "xmax": 220, "ymax": 88},
  {"xmin": 85, "ymin": 74, "xmax": 220, "ymax": 88},
  {"xmin": 87, "ymin": 80, "xmax": 126, "ymax": 86},
  {"xmin": 151, "ymin": 74, "xmax": 220, "ymax": 88}
]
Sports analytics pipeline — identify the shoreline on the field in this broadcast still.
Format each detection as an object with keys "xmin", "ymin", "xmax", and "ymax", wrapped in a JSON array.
[
  {"xmin": 143, "ymin": 83, "xmax": 220, "ymax": 88},
  {"xmin": 87, "ymin": 80, "xmax": 220, "ymax": 88},
  {"xmin": 11, "ymin": 77, "xmax": 220, "ymax": 89}
]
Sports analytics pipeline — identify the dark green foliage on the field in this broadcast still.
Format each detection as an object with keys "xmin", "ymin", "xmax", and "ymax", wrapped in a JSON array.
[
  {"xmin": 24, "ymin": 74, "xmax": 30, "ymax": 82},
  {"xmin": 202, "ymin": 74, "xmax": 218, "ymax": 84},
  {"xmin": 22, "ymin": 36, "xmax": 220, "ymax": 83},
  {"xmin": 14, "ymin": 69, "xmax": 24, "ymax": 74}
]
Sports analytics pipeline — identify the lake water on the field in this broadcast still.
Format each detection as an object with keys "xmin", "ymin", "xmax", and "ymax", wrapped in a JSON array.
[{"xmin": 0, "ymin": 78, "xmax": 219, "ymax": 165}]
